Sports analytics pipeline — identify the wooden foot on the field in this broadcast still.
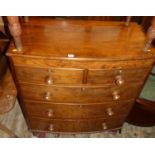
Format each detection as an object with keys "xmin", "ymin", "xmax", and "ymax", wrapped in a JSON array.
[
  {"xmin": 32, "ymin": 131, "xmax": 46, "ymax": 138},
  {"xmin": 54, "ymin": 133, "xmax": 60, "ymax": 138}
]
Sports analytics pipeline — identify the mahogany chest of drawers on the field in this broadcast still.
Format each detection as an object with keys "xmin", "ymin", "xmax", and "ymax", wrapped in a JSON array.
[{"xmin": 7, "ymin": 18, "xmax": 155, "ymax": 133}]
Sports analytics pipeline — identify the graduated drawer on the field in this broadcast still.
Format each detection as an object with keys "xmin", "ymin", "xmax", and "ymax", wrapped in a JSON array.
[
  {"xmin": 24, "ymin": 100, "xmax": 134, "ymax": 119},
  {"xmin": 15, "ymin": 66, "xmax": 84, "ymax": 84},
  {"xmin": 87, "ymin": 68, "xmax": 150, "ymax": 85},
  {"xmin": 20, "ymin": 83, "xmax": 142, "ymax": 103},
  {"xmin": 29, "ymin": 116, "xmax": 124, "ymax": 133}
]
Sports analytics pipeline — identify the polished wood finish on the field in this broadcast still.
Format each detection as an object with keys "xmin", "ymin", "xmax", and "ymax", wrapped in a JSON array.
[
  {"xmin": 7, "ymin": 16, "xmax": 22, "ymax": 51},
  {"xmin": 7, "ymin": 17, "xmax": 155, "ymax": 133},
  {"xmin": 14, "ymin": 66, "xmax": 150, "ymax": 85},
  {"xmin": 10, "ymin": 56, "xmax": 154, "ymax": 70},
  {"xmin": 24, "ymin": 100, "xmax": 134, "ymax": 119},
  {"xmin": 29, "ymin": 116, "xmax": 124, "ymax": 133},
  {"xmin": 7, "ymin": 19, "xmax": 155, "ymax": 59},
  {"xmin": 87, "ymin": 68, "xmax": 150, "ymax": 85},
  {"xmin": 20, "ymin": 83, "xmax": 142, "ymax": 103},
  {"xmin": 126, "ymin": 17, "xmax": 155, "ymax": 127},
  {"xmin": 15, "ymin": 66, "xmax": 84, "ymax": 85}
]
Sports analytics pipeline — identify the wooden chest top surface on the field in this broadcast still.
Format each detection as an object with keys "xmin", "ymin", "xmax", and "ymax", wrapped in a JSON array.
[{"xmin": 7, "ymin": 18, "xmax": 155, "ymax": 60}]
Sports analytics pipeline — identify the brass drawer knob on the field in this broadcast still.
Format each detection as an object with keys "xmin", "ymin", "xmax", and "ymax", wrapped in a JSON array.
[
  {"xmin": 107, "ymin": 108, "xmax": 114, "ymax": 116},
  {"xmin": 47, "ymin": 109, "xmax": 53, "ymax": 117},
  {"xmin": 49, "ymin": 124, "xmax": 54, "ymax": 131},
  {"xmin": 102, "ymin": 123, "xmax": 108, "ymax": 130},
  {"xmin": 45, "ymin": 75, "xmax": 53, "ymax": 85},
  {"xmin": 112, "ymin": 91, "xmax": 120, "ymax": 100},
  {"xmin": 115, "ymin": 75, "xmax": 124, "ymax": 86},
  {"xmin": 44, "ymin": 92, "xmax": 51, "ymax": 100}
]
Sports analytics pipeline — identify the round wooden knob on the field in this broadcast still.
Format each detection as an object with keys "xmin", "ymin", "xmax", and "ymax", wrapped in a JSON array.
[
  {"xmin": 47, "ymin": 109, "xmax": 53, "ymax": 117},
  {"xmin": 102, "ymin": 123, "xmax": 108, "ymax": 130},
  {"xmin": 115, "ymin": 75, "xmax": 124, "ymax": 86},
  {"xmin": 79, "ymin": 105, "xmax": 83, "ymax": 108},
  {"xmin": 44, "ymin": 92, "xmax": 50, "ymax": 100},
  {"xmin": 107, "ymin": 108, "xmax": 114, "ymax": 116},
  {"xmin": 49, "ymin": 124, "xmax": 54, "ymax": 131},
  {"xmin": 81, "ymin": 88, "xmax": 86, "ymax": 92},
  {"xmin": 112, "ymin": 91, "xmax": 120, "ymax": 100},
  {"xmin": 45, "ymin": 75, "xmax": 53, "ymax": 85}
]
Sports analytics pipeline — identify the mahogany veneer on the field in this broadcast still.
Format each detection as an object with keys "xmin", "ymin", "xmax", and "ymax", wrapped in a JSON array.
[{"xmin": 7, "ymin": 17, "xmax": 155, "ymax": 133}]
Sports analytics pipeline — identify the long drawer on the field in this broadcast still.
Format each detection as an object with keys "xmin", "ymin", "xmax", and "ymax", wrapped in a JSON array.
[
  {"xmin": 20, "ymin": 83, "xmax": 142, "ymax": 103},
  {"xmin": 12, "ymin": 56, "xmax": 154, "ymax": 69},
  {"xmin": 15, "ymin": 65, "xmax": 150, "ymax": 85},
  {"xmin": 29, "ymin": 116, "xmax": 125, "ymax": 133},
  {"xmin": 24, "ymin": 100, "xmax": 134, "ymax": 119}
]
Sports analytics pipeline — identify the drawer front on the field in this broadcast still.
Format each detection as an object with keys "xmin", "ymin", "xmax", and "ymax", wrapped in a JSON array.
[
  {"xmin": 11, "ymin": 56, "xmax": 154, "ymax": 69},
  {"xmin": 24, "ymin": 100, "xmax": 134, "ymax": 119},
  {"xmin": 15, "ymin": 66, "xmax": 84, "ymax": 84},
  {"xmin": 15, "ymin": 66, "xmax": 150, "ymax": 86},
  {"xmin": 87, "ymin": 68, "xmax": 150, "ymax": 85},
  {"xmin": 29, "ymin": 117, "xmax": 125, "ymax": 133},
  {"xmin": 20, "ymin": 84, "xmax": 142, "ymax": 103}
]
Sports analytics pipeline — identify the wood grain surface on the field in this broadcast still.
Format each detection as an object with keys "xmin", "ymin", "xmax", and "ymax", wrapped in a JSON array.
[{"xmin": 7, "ymin": 17, "xmax": 155, "ymax": 133}]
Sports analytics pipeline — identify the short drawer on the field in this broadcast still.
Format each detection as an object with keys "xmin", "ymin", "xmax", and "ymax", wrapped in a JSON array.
[
  {"xmin": 15, "ymin": 66, "xmax": 84, "ymax": 84},
  {"xmin": 20, "ymin": 83, "xmax": 142, "ymax": 103},
  {"xmin": 87, "ymin": 68, "xmax": 150, "ymax": 85},
  {"xmin": 29, "ymin": 116, "xmax": 125, "ymax": 133},
  {"xmin": 15, "ymin": 66, "xmax": 150, "ymax": 86},
  {"xmin": 24, "ymin": 100, "xmax": 134, "ymax": 119}
]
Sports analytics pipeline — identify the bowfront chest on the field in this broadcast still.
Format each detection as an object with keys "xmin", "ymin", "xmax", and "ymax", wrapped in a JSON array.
[{"xmin": 7, "ymin": 18, "xmax": 155, "ymax": 133}]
